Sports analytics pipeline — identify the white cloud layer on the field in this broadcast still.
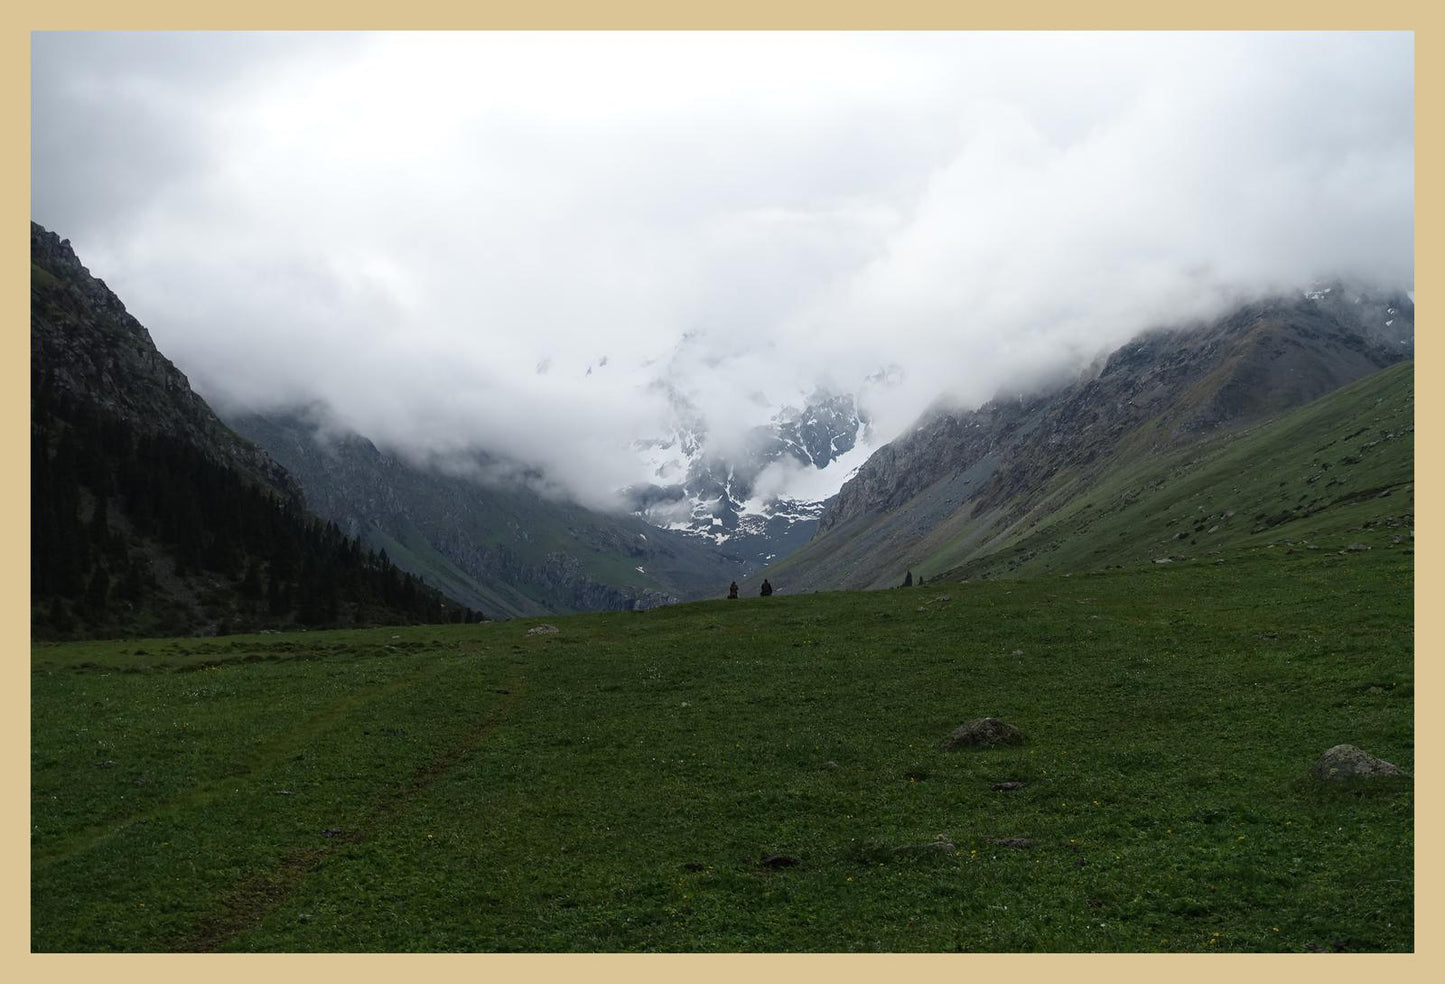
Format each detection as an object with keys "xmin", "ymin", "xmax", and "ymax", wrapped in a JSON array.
[{"xmin": 32, "ymin": 31, "xmax": 1414, "ymax": 509}]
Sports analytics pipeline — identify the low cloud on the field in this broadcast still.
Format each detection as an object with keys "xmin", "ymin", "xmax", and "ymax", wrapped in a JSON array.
[{"xmin": 32, "ymin": 32, "xmax": 1413, "ymax": 510}]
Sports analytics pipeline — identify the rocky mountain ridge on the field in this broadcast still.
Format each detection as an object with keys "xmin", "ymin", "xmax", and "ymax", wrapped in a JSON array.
[
  {"xmin": 774, "ymin": 282, "xmax": 1413, "ymax": 592},
  {"xmin": 627, "ymin": 388, "xmax": 870, "ymax": 563}
]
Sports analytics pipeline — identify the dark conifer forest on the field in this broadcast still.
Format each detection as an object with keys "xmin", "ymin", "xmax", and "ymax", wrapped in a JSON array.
[{"xmin": 33, "ymin": 374, "xmax": 480, "ymax": 639}]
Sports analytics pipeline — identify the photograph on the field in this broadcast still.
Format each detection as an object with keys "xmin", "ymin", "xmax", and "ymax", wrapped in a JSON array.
[{"xmin": 29, "ymin": 30, "xmax": 1414, "ymax": 952}]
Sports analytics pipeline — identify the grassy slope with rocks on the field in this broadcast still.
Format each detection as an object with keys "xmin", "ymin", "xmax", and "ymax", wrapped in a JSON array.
[
  {"xmin": 934, "ymin": 362, "xmax": 1413, "ymax": 582},
  {"xmin": 766, "ymin": 362, "xmax": 1411, "ymax": 592},
  {"xmin": 765, "ymin": 293, "xmax": 1411, "ymax": 596},
  {"xmin": 33, "ymin": 536, "xmax": 1411, "ymax": 951}
]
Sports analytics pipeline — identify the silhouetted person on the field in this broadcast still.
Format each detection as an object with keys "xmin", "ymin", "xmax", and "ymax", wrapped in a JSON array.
[
  {"xmin": 760, "ymin": 579, "xmax": 773, "ymax": 597},
  {"xmin": 727, "ymin": 581, "xmax": 739, "ymax": 599}
]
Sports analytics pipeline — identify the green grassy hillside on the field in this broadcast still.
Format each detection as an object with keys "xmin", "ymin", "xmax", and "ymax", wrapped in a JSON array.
[
  {"xmin": 33, "ymin": 540, "xmax": 1412, "ymax": 951},
  {"xmin": 931, "ymin": 362, "xmax": 1413, "ymax": 583},
  {"xmin": 227, "ymin": 411, "xmax": 751, "ymax": 618},
  {"xmin": 767, "ymin": 362, "xmax": 1411, "ymax": 593}
]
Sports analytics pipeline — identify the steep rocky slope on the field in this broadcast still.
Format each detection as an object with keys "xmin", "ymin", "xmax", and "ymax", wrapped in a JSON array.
[
  {"xmin": 32, "ymin": 223, "xmax": 473, "ymax": 638},
  {"xmin": 31, "ymin": 223, "xmax": 298, "ymax": 502},
  {"xmin": 767, "ymin": 285, "xmax": 1413, "ymax": 592}
]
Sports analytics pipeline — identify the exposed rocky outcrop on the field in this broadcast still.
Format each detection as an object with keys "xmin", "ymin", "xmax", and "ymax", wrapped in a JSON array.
[{"xmin": 627, "ymin": 388, "xmax": 867, "ymax": 562}]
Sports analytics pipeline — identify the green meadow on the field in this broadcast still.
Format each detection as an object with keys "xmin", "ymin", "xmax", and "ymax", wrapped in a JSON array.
[{"xmin": 32, "ymin": 543, "xmax": 1411, "ymax": 951}]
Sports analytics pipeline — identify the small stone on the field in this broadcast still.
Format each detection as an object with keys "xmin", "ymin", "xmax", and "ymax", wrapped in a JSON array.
[
  {"xmin": 321, "ymin": 827, "xmax": 346, "ymax": 838},
  {"xmin": 526, "ymin": 624, "xmax": 559, "ymax": 635},
  {"xmin": 990, "ymin": 780, "xmax": 1028, "ymax": 792},
  {"xmin": 983, "ymin": 837, "xmax": 1033, "ymax": 849},
  {"xmin": 759, "ymin": 853, "xmax": 800, "ymax": 870},
  {"xmin": 893, "ymin": 834, "xmax": 956, "ymax": 857}
]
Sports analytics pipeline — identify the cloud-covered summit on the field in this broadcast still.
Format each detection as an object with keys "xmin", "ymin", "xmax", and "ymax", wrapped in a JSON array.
[{"xmin": 32, "ymin": 32, "xmax": 1413, "ymax": 510}]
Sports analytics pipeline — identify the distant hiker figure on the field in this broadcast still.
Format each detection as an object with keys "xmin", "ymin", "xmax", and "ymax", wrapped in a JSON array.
[
  {"xmin": 760, "ymin": 579, "xmax": 774, "ymax": 597},
  {"xmin": 727, "ymin": 581, "xmax": 739, "ymax": 599}
]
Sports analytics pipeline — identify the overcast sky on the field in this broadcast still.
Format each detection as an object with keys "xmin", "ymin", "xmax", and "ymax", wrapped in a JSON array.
[{"xmin": 32, "ymin": 32, "xmax": 1414, "ymax": 509}]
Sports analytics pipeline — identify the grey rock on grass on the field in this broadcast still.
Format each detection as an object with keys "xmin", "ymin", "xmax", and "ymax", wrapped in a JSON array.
[
  {"xmin": 940, "ymin": 717, "xmax": 1025, "ymax": 750},
  {"xmin": 1310, "ymin": 744, "xmax": 1402, "ymax": 781}
]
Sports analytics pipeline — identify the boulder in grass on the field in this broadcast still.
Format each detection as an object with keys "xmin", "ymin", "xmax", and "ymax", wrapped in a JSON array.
[
  {"xmin": 941, "ymin": 717, "xmax": 1025, "ymax": 750},
  {"xmin": 1310, "ymin": 744, "xmax": 1402, "ymax": 782},
  {"xmin": 526, "ymin": 624, "xmax": 559, "ymax": 636}
]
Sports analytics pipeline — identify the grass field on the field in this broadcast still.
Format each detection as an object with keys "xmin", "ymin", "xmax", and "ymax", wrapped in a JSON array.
[{"xmin": 32, "ymin": 538, "xmax": 1412, "ymax": 952}]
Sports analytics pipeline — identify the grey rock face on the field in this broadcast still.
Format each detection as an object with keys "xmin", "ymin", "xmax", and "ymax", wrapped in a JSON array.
[
  {"xmin": 629, "ymin": 388, "xmax": 867, "ymax": 561},
  {"xmin": 1309, "ymin": 744, "xmax": 1402, "ymax": 781},
  {"xmin": 809, "ymin": 288, "xmax": 1413, "ymax": 577},
  {"xmin": 940, "ymin": 717, "xmax": 1026, "ymax": 750}
]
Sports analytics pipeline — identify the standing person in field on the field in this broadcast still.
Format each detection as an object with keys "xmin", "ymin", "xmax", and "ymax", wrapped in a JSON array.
[
  {"xmin": 760, "ymin": 578, "xmax": 773, "ymax": 597},
  {"xmin": 728, "ymin": 581, "xmax": 739, "ymax": 599}
]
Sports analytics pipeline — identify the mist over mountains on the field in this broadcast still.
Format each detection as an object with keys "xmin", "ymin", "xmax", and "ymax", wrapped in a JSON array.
[
  {"xmin": 34, "ymin": 211, "xmax": 1413, "ymax": 636},
  {"xmin": 32, "ymin": 32, "xmax": 1413, "ymax": 515}
]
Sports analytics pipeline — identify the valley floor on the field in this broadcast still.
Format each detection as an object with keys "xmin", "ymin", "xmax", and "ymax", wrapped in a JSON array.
[{"xmin": 32, "ymin": 546, "xmax": 1412, "ymax": 952}]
